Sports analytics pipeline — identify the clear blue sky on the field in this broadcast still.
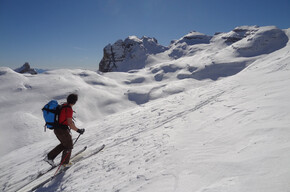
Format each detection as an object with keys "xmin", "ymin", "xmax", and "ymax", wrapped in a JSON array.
[{"xmin": 0, "ymin": 0, "xmax": 289, "ymax": 70}]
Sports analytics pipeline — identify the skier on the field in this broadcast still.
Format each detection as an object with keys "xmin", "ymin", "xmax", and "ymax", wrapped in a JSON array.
[{"xmin": 44, "ymin": 93, "xmax": 85, "ymax": 168}]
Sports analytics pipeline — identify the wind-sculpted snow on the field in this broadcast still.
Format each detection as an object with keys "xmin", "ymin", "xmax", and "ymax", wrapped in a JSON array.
[
  {"xmin": 0, "ymin": 27, "xmax": 290, "ymax": 192},
  {"xmin": 232, "ymin": 26, "xmax": 288, "ymax": 57},
  {"xmin": 170, "ymin": 31, "xmax": 212, "ymax": 46},
  {"xmin": 177, "ymin": 61, "xmax": 248, "ymax": 80}
]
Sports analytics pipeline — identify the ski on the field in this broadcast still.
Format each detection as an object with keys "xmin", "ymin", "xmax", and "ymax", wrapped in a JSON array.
[
  {"xmin": 35, "ymin": 146, "xmax": 87, "ymax": 179},
  {"xmin": 16, "ymin": 146, "xmax": 87, "ymax": 192},
  {"xmin": 69, "ymin": 144, "xmax": 105, "ymax": 163},
  {"xmin": 16, "ymin": 144, "xmax": 105, "ymax": 192}
]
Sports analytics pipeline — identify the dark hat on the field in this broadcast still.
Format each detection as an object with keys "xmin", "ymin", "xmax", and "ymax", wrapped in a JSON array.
[{"xmin": 67, "ymin": 94, "xmax": 78, "ymax": 105}]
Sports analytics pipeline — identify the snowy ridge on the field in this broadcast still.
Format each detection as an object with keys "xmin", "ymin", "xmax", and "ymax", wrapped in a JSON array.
[
  {"xmin": 0, "ymin": 26, "xmax": 290, "ymax": 192},
  {"xmin": 99, "ymin": 26, "xmax": 288, "ymax": 72}
]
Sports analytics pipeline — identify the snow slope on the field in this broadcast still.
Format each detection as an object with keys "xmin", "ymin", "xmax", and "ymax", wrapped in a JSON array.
[{"xmin": 0, "ymin": 27, "xmax": 290, "ymax": 192}]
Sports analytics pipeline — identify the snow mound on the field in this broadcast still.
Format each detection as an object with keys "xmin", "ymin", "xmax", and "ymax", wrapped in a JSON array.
[{"xmin": 231, "ymin": 26, "xmax": 288, "ymax": 57}]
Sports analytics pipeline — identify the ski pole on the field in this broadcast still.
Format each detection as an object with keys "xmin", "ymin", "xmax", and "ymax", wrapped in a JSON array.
[{"xmin": 73, "ymin": 133, "xmax": 81, "ymax": 146}]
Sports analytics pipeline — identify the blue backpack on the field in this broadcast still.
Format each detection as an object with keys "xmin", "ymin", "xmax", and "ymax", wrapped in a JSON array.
[{"xmin": 42, "ymin": 100, "xmax": 70, "ymax": 131}]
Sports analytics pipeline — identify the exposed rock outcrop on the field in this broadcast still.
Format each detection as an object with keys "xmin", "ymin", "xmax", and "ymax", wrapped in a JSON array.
[{"xmin": 99, "ymin": 36, "xmax": 167, "ymax": 72}]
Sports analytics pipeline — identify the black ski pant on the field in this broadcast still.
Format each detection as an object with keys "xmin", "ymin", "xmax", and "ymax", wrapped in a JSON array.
[{"xmin": 47, "ymin": 128, "xmax": 73, "ymax": 164}]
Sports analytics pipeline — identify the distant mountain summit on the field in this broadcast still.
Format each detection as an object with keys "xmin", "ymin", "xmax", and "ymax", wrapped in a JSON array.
[
  {"xmin": 14, "ymin": 62, "xmax": 37, "ymax": 75},
  {"xmin": 99, "ymin": 36, "xmax": 167, "ymax": 72},
  {"xmin": 99, "ymin": 26, "xmax": 288, "ymax": 73}
]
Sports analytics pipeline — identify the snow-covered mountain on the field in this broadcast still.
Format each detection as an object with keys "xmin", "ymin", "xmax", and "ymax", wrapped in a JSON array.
[
  {"xmin": 1, "ymin": 25, "xmax": 290, "ymax": 192},
  {"xmin": 99, "ymin": 26, "xmax": 288, "ymax": 73}
]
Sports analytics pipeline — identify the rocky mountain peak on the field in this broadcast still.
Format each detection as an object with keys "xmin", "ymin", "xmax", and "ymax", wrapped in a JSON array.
[
  {"xmin": 14, "ymin": 62, "xmax": 37, "ymax": 75},
  {"xmin": 99, "ymin": 36, "xmax": 167, "ymax": 72}
]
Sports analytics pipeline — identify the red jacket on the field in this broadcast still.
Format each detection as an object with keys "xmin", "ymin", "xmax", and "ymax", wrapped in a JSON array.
[{"xmin": 59, "ymin": 104, "xmax": 73, "ymax": 125}]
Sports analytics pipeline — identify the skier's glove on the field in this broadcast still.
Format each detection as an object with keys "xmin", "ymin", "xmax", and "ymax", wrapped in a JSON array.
[{"xmin": 77, "ymin": 128, "xmax": 85, "ymax": 134}]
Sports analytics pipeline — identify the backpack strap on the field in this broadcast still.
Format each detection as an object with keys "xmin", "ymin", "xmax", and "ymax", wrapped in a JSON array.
[{"xmin": 42, "ymin": 107, "xmax": 57, "ymax": 113}]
